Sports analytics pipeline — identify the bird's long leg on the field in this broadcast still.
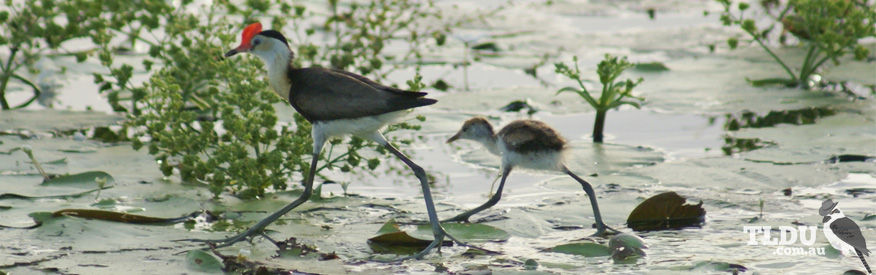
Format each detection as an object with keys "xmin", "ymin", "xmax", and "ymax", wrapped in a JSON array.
[
  {"xmin": 380, "ymin": 142, "xmax": 446, "ymax": 259},
  {"xmin": 378, "ymin": 140, "xmax": 496, "ymax": 259},
  {"xmin": 562, "ymin": 165, "xmax": 617, "ymax": 237},
  {"xmin": 178, "ymin": 140, "xmax": 323, "ymax": 248},
  {"xmin": 856, "ymin": 249, "xmax": 872, "ymax": 274},
  {"xmin": 443, "ymin": 167, "xmax": 512, "ymax": 223}
]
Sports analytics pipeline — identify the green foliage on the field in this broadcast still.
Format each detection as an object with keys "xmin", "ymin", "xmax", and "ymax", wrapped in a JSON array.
[
  {"xmin": 0, "ymin": 0, "xmax": 104, "ymax": 109},
  {"xmin": 296, "ymin": 0, "xmax": 449, "ymax": 80},
  {"xmin": 93, "ymin": 1, "xmax": 443, "ymax": 198},
  {"xmin": 715, "ymin": 0, "xmax": 876, "ymax": 88},
  {"xmin": 554, "ymin": 54, "xmax": 644, "ymax": 142}
]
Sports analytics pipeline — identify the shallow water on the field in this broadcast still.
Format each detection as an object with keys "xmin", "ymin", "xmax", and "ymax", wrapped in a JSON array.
[{"xmin": 2, "ymin": 0, "xmax": 875, "ymax": 274}]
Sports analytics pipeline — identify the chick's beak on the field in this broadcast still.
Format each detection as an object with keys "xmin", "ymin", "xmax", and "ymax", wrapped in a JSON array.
[{"xmin": 446, "ymin": 132, "xmax": 461, "ymax": 143}]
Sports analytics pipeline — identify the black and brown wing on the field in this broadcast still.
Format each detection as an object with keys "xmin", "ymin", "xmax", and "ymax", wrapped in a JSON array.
[
  {"xmin": 497, "ymin": 120, "xmax": 566, "ymax": 153},
  {"xmin": 287, "ymin": 67, "xmax": 436, "ymax": 122}
]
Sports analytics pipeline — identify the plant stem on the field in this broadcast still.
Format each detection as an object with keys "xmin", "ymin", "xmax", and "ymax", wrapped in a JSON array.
[
  {"xmin": 9, "ymin": 74, "xmax": 41, "ymax": 109},
  {"xmin": 592, "ymin": 110, "xmax": 607, "ymax": 143},
  {"xmin": 0, "ymin": 48, "xmax": 20, "ymax": 110},
  {"xmin": 807, "ymin": 54, "xmax": 833, "ymax": 79},
  {"xmin": 748, "ymin": 31, "xmax": 798, "ymax": 83},
  {"xmin": 798, "ymin": 45, "xmax": 819, "ymax": 83}
]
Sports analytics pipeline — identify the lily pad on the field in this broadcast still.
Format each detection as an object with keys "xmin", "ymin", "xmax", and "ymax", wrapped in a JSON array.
[
  {"xmin": 0, "ymin": 110, "xmax": 122, "ymax": 133},
  {"xmin": 411, "ymin": 222, "xmax": 510, "ymax": 242},
  {"xmin": 185, "ymin": 250, "xmax": 224, "ymax": 272},
  {"xmin": 0, "ymin": 186, "xmax": 112, "ymax": 200},
  {"xmin": 368, "ymin": 219, "xmax": 508, "ymax": 254},
  {"xmin": 42, "ymin": 171, "xmax": 114, "ymax": 186},
  {"xmin": 626, "ymin": 192, "xmax": 705, "ymax": 231},
  {"xmin": 547, "ymin": 242, "xmax": 612, "ymax": 257}
]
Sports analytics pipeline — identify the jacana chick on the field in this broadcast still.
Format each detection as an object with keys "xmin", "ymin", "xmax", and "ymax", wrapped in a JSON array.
[{"xmin": 446, "ymin": 117, "xmax": 613, "ymax": 236}]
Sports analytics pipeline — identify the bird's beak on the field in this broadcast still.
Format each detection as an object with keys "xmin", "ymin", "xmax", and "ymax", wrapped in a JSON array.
[
  {"xmin": 822, "ymin": 215, "xmax": 830, "ymax": 223},
  {"xmin": 224, "ymin": 49, "xmax": 239, "ymax": 57},
  {"xmin": 446, "ymin": 132, "xmax": 461, "ymax": 143}
]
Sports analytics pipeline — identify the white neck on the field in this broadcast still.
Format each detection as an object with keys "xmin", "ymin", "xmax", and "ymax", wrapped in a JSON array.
[
  {"xmin": 476, "ymin": 135, "xmax": 502, "ymax": 156},
  {"xmin": 253, "ymin": 41, "xmax": 292, "ymax": 100}
]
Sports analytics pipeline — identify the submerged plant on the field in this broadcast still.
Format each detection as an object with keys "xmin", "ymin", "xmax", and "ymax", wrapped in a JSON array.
[
  {"xmin": 715, "ymin": 0, "xmax": 876, "ymax": 88},
  {"xmin": 555, "ymin": 55, "xmax": 644, "ymax": 143}
]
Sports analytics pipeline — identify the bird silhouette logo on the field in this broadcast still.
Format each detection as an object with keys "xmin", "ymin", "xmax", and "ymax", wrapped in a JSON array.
[{"xmin": 820, "ymin": 199, "xmax": 871, "ymax": 274}]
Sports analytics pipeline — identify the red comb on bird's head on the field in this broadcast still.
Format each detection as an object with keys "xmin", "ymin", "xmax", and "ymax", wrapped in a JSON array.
[
  {"xmin": 225, "ymin": 22, "xmax": 263, "ymax": 57},
  {"xmin": 238, "ymin": 22, "xmax": 262, "ymax": 49}
]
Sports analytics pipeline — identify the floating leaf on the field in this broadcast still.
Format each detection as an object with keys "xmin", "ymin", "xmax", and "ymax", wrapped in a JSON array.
[
  {"xmin": 411, "ymin": 222, "xmax": 510, "ymax": 242},
  {"xmin": 0, "ymin": 186, "xmax": 112, "ymax": 200},
  {"xmin": 368, "ymin": 219, "xmax": 440, "ymax": 254},
  {"xmin": 51, "ymin": 209, "xmax": 196, "ymax": 225},
  {"xmin": 547, "ymin": 242, "xmax": 612, "ymax": 257},
  {"xmin": 368, "ymin": 219, "xmax": 508, "ymax": 254},
  {"xmin": 0, "ymin": 110, "xmax": 122, "ymax": 133},
  {"xmin": 627, "ymin": 192, "xmax": 705, "ymax": 231},
  {"xmin": 185, "ymin": 250, "xmax": 224, "ymax": 272},
  {"xmin": 41, "ymin": 171, "xmax": 114, "ymax": 186},
  {"xmin": 634, "ymin": 62, "xmax": 670, "ymax": 72}
]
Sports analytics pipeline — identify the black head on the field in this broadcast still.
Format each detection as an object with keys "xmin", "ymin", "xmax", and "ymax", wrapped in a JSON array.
[{"xmin": 258, "ymin": 30, "xmax": 288, "ymax": 47}]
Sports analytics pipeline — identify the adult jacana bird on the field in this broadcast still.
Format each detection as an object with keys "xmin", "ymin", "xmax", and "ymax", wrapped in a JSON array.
[
  {"xmin": 446, "ymin": 117, "xmax": 615, "ymax": 236},
  {"xmin": 191, "ymin": 22, "xmax": 454, "ymax": 259}
]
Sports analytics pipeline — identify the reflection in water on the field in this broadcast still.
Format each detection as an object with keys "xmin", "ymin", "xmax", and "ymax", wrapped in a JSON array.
[
  {"xmin": 721, "ymin": 107, "xmax": 836, "ymax": 131},
  {"xmin": 713, "ymin": 107, "xmax": 835, "ymax": 155},
  {"xmin": 721, "ymin": 136, "xmax": 776, "ymax": 156}
]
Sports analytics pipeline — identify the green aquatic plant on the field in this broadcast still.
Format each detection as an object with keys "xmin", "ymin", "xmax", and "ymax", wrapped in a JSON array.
[
  {"xmin": 554, "ymin": 54, "xmax": 644, "ymax": 143},
  {"xmin": 715, "ymin": 0, "xmax": 876, "ymax": 88}
]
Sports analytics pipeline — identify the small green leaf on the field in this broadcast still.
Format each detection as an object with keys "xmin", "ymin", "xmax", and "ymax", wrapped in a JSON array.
[{"xmin": 633, "ymin": 62, "xmax": 670, "ymax": 72}]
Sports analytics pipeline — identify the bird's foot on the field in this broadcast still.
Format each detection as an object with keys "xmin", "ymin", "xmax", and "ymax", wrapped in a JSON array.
[
  {"xmin": 174, "ymin": 226, "xmax": 265, "ymax": 249},
  {"xmin": 393, "ymin": 226, "xmax": 498, "ymax": 261},
  {"xmin": 590, "ymin": 224, "xmax": 621, "ymax": 238},
  {"xmin": 441, "ymin": 215, "xmax": 472, "ymax": 223}
]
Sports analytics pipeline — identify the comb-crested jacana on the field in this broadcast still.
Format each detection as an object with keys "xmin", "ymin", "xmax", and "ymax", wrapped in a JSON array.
[{"xmin": 187, "ymin": 22, "xmax": 459, "ymax": 259}]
